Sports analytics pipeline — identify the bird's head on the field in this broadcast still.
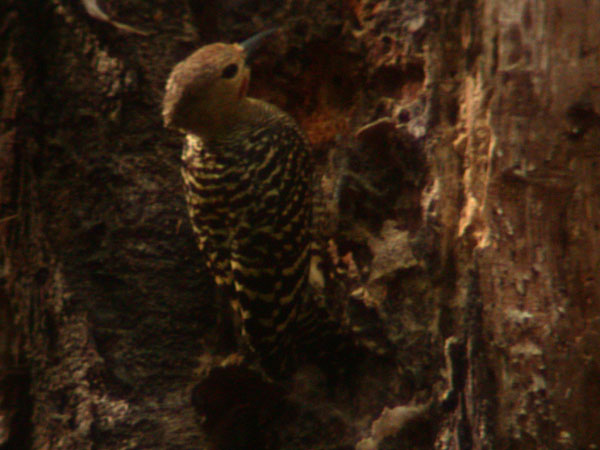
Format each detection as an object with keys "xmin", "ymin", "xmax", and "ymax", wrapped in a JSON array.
[{"xmin": 162, "ymin": 29, "xmax": 276, "ymax": 138}]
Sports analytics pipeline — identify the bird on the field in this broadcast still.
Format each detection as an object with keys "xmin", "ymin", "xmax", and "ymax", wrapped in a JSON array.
[{"xmin": 162, "ymin": 30, "xmax": 361, "ymax": 379}]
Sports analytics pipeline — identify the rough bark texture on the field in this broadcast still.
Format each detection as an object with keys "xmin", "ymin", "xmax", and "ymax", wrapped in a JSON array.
[{"xmin": 1, "ymin": 0, "xmax": 599, "ymax": 449}]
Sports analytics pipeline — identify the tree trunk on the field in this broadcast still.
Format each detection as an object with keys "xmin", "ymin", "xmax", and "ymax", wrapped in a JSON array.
[{"xmin": 1, "ymin": 0, "xmax": 598, "ymax": 449}]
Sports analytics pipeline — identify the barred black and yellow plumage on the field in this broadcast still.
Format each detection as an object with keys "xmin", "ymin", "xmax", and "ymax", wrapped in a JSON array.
[{"xmin": 162, "ymin": 30, "xmax": 359, "ymax": 378}]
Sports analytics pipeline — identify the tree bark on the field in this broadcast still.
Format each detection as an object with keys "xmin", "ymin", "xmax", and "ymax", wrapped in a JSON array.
[
  {"xmin": 439, "ymin": 1, "xmax": 600, "ymax": 448},
  {"xmin": 1, "ymin": 0, "xmax": 599, "ymax": 449}
]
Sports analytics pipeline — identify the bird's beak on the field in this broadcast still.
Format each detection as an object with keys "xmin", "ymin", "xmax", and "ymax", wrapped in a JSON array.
[{"xmin": 240, "ymin": 28, "xmax": 277, "ymax": 62}]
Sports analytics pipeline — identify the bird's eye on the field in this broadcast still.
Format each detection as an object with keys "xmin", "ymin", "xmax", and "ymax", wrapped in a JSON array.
[{"xmin": 221, "ymin": 63, "xmax": 239, "ymax": 79}]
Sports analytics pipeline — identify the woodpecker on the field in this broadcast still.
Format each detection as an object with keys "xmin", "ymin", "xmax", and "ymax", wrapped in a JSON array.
[{"xmin": 163, "ymin": 30, "xmax": 358, "ymax": 378}]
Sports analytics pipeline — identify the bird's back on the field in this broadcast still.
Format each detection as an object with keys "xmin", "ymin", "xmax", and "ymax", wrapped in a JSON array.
[{"xmin": 182, "ymin": 98, "xmax": 313, "ymax": 376}]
